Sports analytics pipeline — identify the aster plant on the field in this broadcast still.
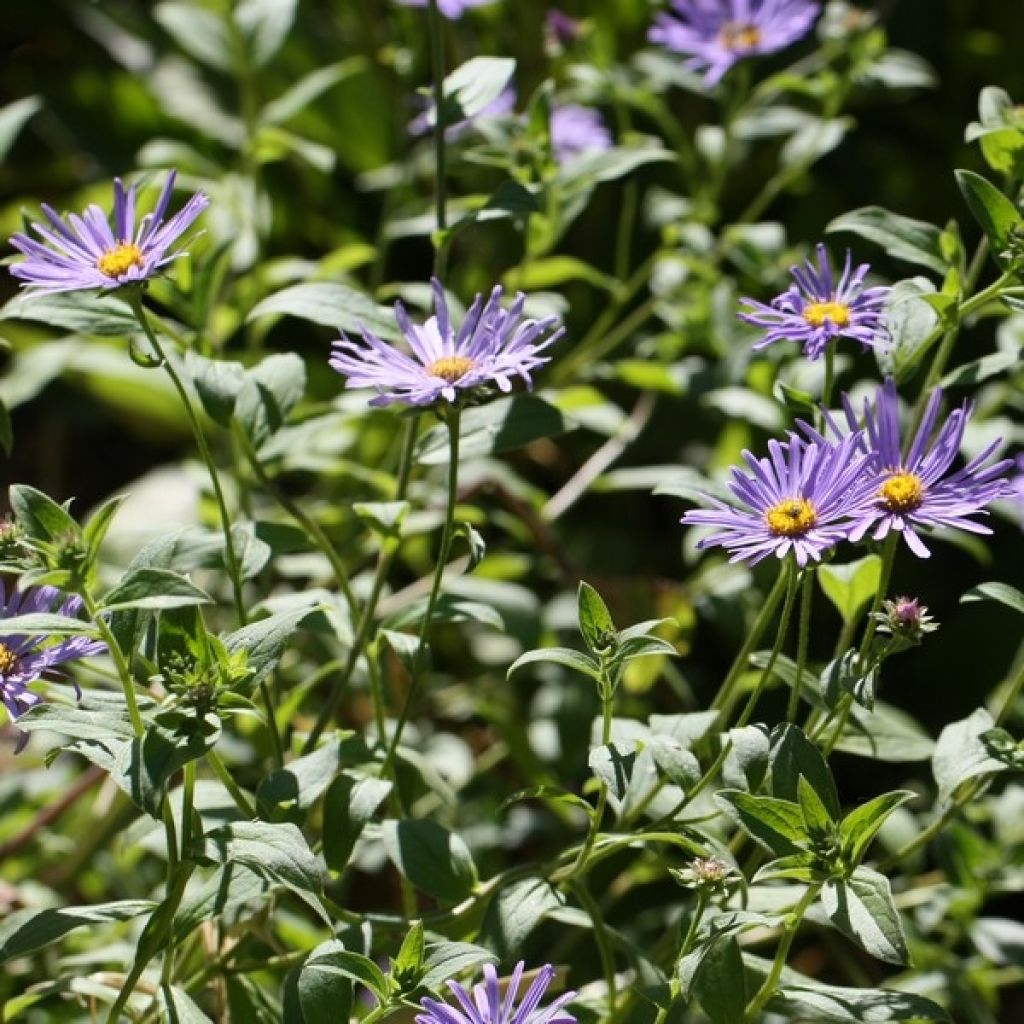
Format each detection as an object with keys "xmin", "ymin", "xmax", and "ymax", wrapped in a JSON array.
[
  {"xmin": 8, "ymin": 172, "xmax": 208, "ymax": 295},
  {"xmin": 550, "ymin": 105, "xmax": 613, "ymax": 164},
  {"xmin": 739, "ymin": 243, "xmax": 889, "ymax": 360},
  {"xmin": 329, "ymin": 278, "xmax": 564, "ymax": 407},
  {"xmin": 417, "ymin": 963, "xmax": 576, "ymax": 1024},
  {"xmin": 650, "ymin": 0, "xmax": 821, "ymax": 86},
  {"xmin": 681, "ymin": 432, "xmax": 874, "ymax": 566},
  {"xmin": 841, "ymin": 379, "xmax": 1012, "ymax": 557},
  {"xmin": 396, "ymin": 0, "xmax": 496, "ymax": 18},
  {"xmin": 0, "ymin": 582, "xmax": 105, "ymax": 748}
]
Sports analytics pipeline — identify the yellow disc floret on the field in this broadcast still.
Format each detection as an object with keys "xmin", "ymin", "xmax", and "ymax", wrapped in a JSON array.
[
  {"xmin": 878, "ymin": 471, "xmax": 924, "ymax": 513},
  {"xmin": 97, "ymin": 241, "xmax": 145, "ymax": 279},
  {"xmin": 803, "ymin": 301, "xmax": 851, "ymax": 328},
  {"xmin": 719, "ymin": 21, "xmax": 762, "ymax": 50},
  {"xmin": 0, "ymin": 642, "xmax": 18, "ymax": 675},
  {"xmin": 765, "ymin": 498, "xmax": 818, "ymax": 537},
  {"xmin": 426, "ymin": 355, "xmax": 475, "ymax": 383}
]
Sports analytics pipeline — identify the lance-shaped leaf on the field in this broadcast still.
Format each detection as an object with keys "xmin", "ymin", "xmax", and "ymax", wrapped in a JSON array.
[
  {"xmin": 821, "ymin": 867, "xmax": 910, "ymax": 965},
  {"xmin": 716, "ymin": 790, "xmax": 808, "ymax": 856}
]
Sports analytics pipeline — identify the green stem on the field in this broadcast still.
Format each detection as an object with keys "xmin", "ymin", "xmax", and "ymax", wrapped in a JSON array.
[
  {"xmin": 380, "ymin": 407, "xmax": 461, "ymax": 787},
  {"xmin": 742, "ymin": 884, "xmax": 821, "ymax": 1023},
  {"xmin": 734, "ymin": 560, "xmax": 799, "ymax": 728},
  {"xmin": 572, "ymin": 880, "xmax": 618, "ymax": 1016},
  {"xmin": 995, "ymin": 655, "xmax": 1024, "ymax": 727},
  {"xmin": 207, "ymin": 749, "xmax": 257, "ymax": 818},
  {"xmin": 789, "ymin": 568, "xmax": 814, "ymax": 723},
  {"xmin": 711, "ymin": 567, "xmax": 791, "ymax": 715},
  {"xmin": 126, "ymin": 293, "xmax": 246, "ymax": 628},
  {"xmin": 303, "ymin": 416, "xmax": 420, "ymax": 753},
  {"xmin": 652, "ymin": 891, "xmax": 710, "ymax": 1024},
  {"xmin": 81, "ymin": 591, "xmax": 145, "ymax": 737},
  {"xmin": 427, "ymin": 0, "xmax": 448, "ymax": 279}
]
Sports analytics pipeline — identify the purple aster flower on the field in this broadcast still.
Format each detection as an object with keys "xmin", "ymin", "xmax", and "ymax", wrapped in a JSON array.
[
  {"xmin": 681, "ymin": 432, "xmax": 874, "ymax": 566},
  {"xmin": 550, "ymin": 105, "xmax": 613, "ymax": 164},
  {"xmin": 650, "ymin": 0, "xmax": 820, "ymax": 86},
  {"xmin": 8, "ymin": 172, "xmax": 209, "ymax": 295},
  {"xmin": 416, "ymin": 962, "xmax": 576, "ymax": 1024},
  {"xmin": 330, "ymin": 278, "xmax": 563, "ymax": 408},
  {"xmin": 838, "ymin": 379, "xmax": 1013, "ymax": 558},
  {"xmin": 738, "ymin": 243, "xmax": 889, "ymax": 360},
  {"xmin": 396, "ymin": 0, "xmax": 496, "ymax": 18},
  {"xmin": 0, "ymin": 582, "xmax": 105, "ymax": 750}
]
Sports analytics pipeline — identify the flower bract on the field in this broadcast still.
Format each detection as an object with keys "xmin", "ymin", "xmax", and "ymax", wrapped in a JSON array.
[
  {"xmin": 416, "ymin": 962, "xmax": 576, "ymax": 1024},
  {"xmin": 8, "ymin": 172, "xmax": 208, "ymax": 295},
  {"xmin": 329, "ymin": 278, "xmax": 563, "ymax": 408},
  {"xmin": 682, "ymin": 433, "xmax": 874, "ymax": 565},
  {"xmin": 739, "ymin": 243, "xmax": 889, "ymax": 360},
  {"xmin": 649, "ymin": 0, "xmax": 820, "ymax": 86}
]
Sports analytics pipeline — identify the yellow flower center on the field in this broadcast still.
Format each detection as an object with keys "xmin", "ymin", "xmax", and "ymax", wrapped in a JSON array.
[
  {"xmin": 719, "ymin": 21, "xmax": 762, "ymax": 50},
  {"xmin": 0, "ymin": 642, "xmax": 18, "ymax": 675},
  {"xmin": 878, "ymin": 471, "xmax": 925, "ymax": 513},
  {"xmin": 765, "ymin": 498, "xmax": 818, "ymax": 537},
  {"xmin": 97, "ymin": 241, "xmax": 145, "ymax": 279},
  {"xmin": 803, "ymin": 301, "xmax": 852, "ymax": 328},
  {"xmin": 426, "ymin": 355, "xmax": 475, "ymax": 383}
]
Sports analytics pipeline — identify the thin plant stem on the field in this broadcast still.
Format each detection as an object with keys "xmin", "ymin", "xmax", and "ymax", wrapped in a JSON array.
[
  {"xmin": 734, "ymin": 560, "xmax": 799, "ymax": 728},
  {"xmin": 80, "ymin": 590, "xmax": 145, "ymax": 737},
  {"xmin": 789, "ymin": 568, "xmax": 815, "ymax": 723},
  {"xmin": 995, "ymin": 654, "xmax": 1024, "ymax": 727},
  {"xmin": 572, "ymin": 880, "xmax": 618, "ymax": 1016},
  {"xmin": 711, "ymin": 568, "xmax": 791, "ymax": 714},
  {"xmin": 207, "ymin": 749, "xmax": 257, "ymax": 819},
  {"xmin": 303, "ymin": 416, "xmax": 420, "ymax": 753},
  {"xmin": 652, "ymin": 892, "xmax": 710, "ymax": 1024},
  {"xmin": 380, "ymin": 407, "xmax": 461, "ymax": 786},
  {"xmin": 427, "ymin": 0, "xmax": 448, "ymax": 279},
  {"xmin": 742, "ymin": 884, "xmax": 821, "ymax": 1023}
]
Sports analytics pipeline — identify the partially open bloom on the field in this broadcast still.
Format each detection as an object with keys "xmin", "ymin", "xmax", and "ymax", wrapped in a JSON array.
[
  {"xmin": 396, "ymin": 0, "xmax": 495, "ymax": 17},
  {"xmin": 416, "ymin": 962, "xmax": 576, "ymax": 1024},
  {"xmin": 330, "ymin": 278, "xmax": 563, "ymax": 408},
  {"xmin": 874, "ymin": 596, "xmax": 938, "ymax": 646},
  {"xmin": 841, "ymin": 379, "xmax": 1012, "ymax": 557},
  {"xmin": 650, "ymin": 0, "xmax": 820, "ymax": 86},
  {"xmin": 550, "ymin": 105, "xmax": 613, "ymax": 164},
  {"xmin": 8, "ymin": 172, "xmax": 208, "ymax": 295},
  {"xmin": 682, "ymin": 433, "xmax": 873, "ymax": 566},
  {"xmin": 739, "ymin": 244, "xmax": 889, "ymax": 360},
  {"xmin": 0, "ymin": 583, "xmax": 105, "ymax": 749}
]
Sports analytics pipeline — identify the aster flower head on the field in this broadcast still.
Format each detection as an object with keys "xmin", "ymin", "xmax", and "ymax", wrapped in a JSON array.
[
  {"xmin": 8, "ymin": 172, "xmax": 208, "ymax": 296},
  {"xmin": 873, "ymin": 596, "xmax": 938, "ymax": 646},
  {"xmin": 550, "ymin": 105, "xmax": 613, "ymax": 164},
  {"xmin": 330, "ymin": 278, "xmax": 563, "ymax": 408},
  {"xmin": 416, "ymin": 962, "xmax": 576, "ymax": 1024},
  {"xmin": 0, "ymin": 583, "xmax": 105, "ymax": 750},
  {"xmin": 650, "ymin": 0, "xmax": 821, "ymax": 86},
  {"xmin": 681, "ymin": 432, "xmax": 874, "ymax": 566},
  {"xmin": 396, "ymin": 0, "xmax": 496, "ymax": 18},
  {"xmin": 739, "ymin": 243, "xmax": 889, "ymax": 360},
  {"xmin": 842, "ymin": 379, "xmax": 1012, "ymax": 558}
]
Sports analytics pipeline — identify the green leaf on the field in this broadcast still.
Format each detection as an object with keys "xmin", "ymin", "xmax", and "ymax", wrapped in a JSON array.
[
  {"xmin": 507, "ymin": 647, "xmax": 602, "ymax": 681},
  {"xmin": 380, "ymin": 819, "xmax": 478, "ymax": 903},
  {"xmin": 246, "ymin": 282, "xmax": 401, "ymax": 341},
  {"xmin": 0, "ymin": 900, "xmax": 155, "ymax": 965},
  {"xmin": 694, "ymin": 936, "xmax": 747, "ymax": 1024},
  {"xmin": 155, "ymin": 3, "xmax": 233, "ymax": 72},
  {"xmin": 393, "ymin": 921, "xmax": 426, "ymax": 987},
  {"xmin": 10, "ymin": 483, "xmax": 78, "ymax": 543},
  {"xmin": 821, "ymin": 867, "xmax": 911, "ymax": 965},
  {"xmin": 769, "ymin": 981, "xmax": 949, "ymax": 1022},
  {"xmin": 419, "ymin": 942, "xmax": 496, "ymax": 990},
  {"xmin": 770, "ymin": 724, "xmax": 840, "ymax": 820},
  {"xmin": 235, "ymin": 0, "xmax": 297, "ymax": 66},
  {"xmin": 157, "ymin": 984, "xmax": 214, "ymax": 1023},
  {"xmin": 222, "ymin": 607, "xmax": 316, "ymax": 685},
  {"xmin": 817, "ymin": 556, "xmax": 881, "ymax": 624},
  {"xmin": 256, "ymin": 735, "xmax": 346, "ymax": 822},
  {"xmin": 0, "ymin": 290, "xmax": 139, "ymax": 336},
  {"xmin": 961, "ymin": 581, "xmax": 1024, "ymax": 616},
  {"xmin": 933, "ymin": 707, "xmax": 1008, "ymax": 803},
  {"xmin": 236, "ymin": 353, "xmax": 307, "ymax": 449},
  {"xmin": 752, "ymin": 854, "xmax": 822, "ymax": 884},
  {"xmin": 955, "ymin": 169, "xmax": 1023, "ymax": 267},
  {"xmin": 197, "ymin": 821, "xmax": 325, "ymax": 918},
  {"xmin": 0, "ymin": 95, "xmax": 42, "ymax": 161},
  {"xmin": 827, "ymin": 207, "xmax": 948, "ymax": 275},
  {"xmin": 588, "ymin": 741, "xmax": 639, "ymax": 802},
  {"xmin": 299, "ymin": 944, "xmax": 389, "ymax": 1002},
  {"xmin": 261, "ymin": 60, "xmax": 366, "ymax": 125},
  {"xmin": 578, "ymin": 581, "xmax": 616, "ymax": 655},
  {"xmin": 435, "ymin": 56, "xmax": 516, "ymax": 126},
  {"xmin": 174, "ymin": 864, "xmax": 271, "ymax": 942},
  {"xmin": 797, "ymin": 775, "xmax": 834, "ymax": 835},
  {"xmin": 834, "ymin": 701, "xmax": 935, "ymax": 762},
  {"xmin": 479, "ymin": 876, "xmax": 563, "ymax": 959},
  {"xmin": 384, "ymin": 593, "xmax": 503, "ymax": 632},
  {"xmin": 716, "ymin": 790, "xmax": 807, "ymax": 856},
  {"xmin": 506, "ymin": 256, "xmax": 617, "ymax": 293},
  {"xmin": 0, "ymin": 613, "xmax": 96, "ymax": 637},
  {"xmin": 877, "ymin": 278, "xmax": 942, "ymax": 382},
  {"xmin": 415, "ymin": 395, "xmax": 573, "ymax": 465},
  {"xmin": 0, "ymin": 397, "xmax": 11, "ymax": 456},
  {"xmin": 723, "ymin": 726, "xmax": 772, "ymax": 792},
  {"xmin": 101, "ymin": 567, "xmax": 213, "ymax": 612},
  {"xmin": 839, "ymin": 791, "xmax": 915, "ymax": 867},
  {"xmin": 323, "ymin": 772, "xmax": 393, "ymax": 873},
  {"xmin": 352, "ymin": 501, "xmax": 409, "ymax": 539}
]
